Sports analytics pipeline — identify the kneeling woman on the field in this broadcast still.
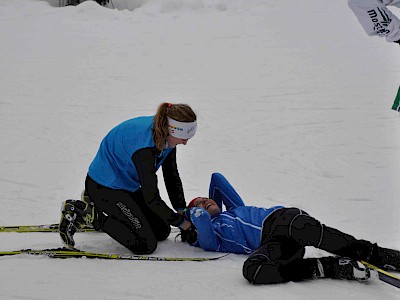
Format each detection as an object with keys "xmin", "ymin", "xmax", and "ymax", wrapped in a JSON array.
[{"xmin": 60, "ymin": 103, "xmax": 196, "ymax": 254}]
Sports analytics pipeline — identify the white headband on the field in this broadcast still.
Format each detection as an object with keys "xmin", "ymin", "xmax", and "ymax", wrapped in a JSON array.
[{"xmin": 167, "ymin": 117, "xmax": 197, "ymax": 139}]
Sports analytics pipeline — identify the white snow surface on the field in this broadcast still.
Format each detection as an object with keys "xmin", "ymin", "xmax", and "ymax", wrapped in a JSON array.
[{"xmin": 1, "ymin": 0, "xmax": 400, "ymax": 299}]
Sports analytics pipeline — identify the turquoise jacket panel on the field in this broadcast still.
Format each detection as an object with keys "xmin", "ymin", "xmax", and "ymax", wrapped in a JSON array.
[{"xmin": 88, "ymin": 116, "xmax": 173, "ymax": 192}]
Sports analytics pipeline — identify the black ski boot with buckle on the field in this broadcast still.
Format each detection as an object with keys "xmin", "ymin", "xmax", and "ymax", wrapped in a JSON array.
[
  {"xmin": 59, "ymin": 191, "xmax": 97, "ymax": 248},
  {"xmin": 314, "ymin": 257, "xmax": 370, "ymax": 282}
]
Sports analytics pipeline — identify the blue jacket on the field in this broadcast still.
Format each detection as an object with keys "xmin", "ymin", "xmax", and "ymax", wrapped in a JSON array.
[
  {"xmin": 187, "ymin": 173, "xmax": 284, "ymax": 254},
  {"xmin": 88, "ymin": 116, "xmax": 186, "ymax": 226},
  {"xmin": 88, "ymin": 116, "xmax": 173, "ymax": 192}
]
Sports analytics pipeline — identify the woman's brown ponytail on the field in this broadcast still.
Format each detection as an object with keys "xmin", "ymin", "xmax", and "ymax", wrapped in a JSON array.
[{"xmin": 152, "ymin": 103, "xmax": 197, "ymax": 151}]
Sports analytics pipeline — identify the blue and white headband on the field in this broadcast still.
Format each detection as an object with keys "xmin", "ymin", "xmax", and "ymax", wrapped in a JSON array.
[{"xmin": 167, "ymin": 117, "xmax": 197, "ymax": 139}]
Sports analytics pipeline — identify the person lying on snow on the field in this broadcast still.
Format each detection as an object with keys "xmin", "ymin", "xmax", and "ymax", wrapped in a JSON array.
[{"xmin": 181, "ymin": 173, "xmax": 400, "ymax": 284}]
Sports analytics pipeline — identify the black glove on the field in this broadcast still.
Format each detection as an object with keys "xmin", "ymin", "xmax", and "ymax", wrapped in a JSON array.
[{"xmin": 180, "ymin": 226, "xmax": 198, "ymax": 244}]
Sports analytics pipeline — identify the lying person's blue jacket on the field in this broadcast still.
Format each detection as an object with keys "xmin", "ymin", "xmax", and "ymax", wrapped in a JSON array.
[{"xmin": 186, "ymin": 173, "xmax": 283, "ymax": 254}]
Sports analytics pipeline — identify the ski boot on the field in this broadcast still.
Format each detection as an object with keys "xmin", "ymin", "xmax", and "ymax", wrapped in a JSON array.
[
  {"xmin": 59, "ymin": 191, "xmax": 97, "ymax": 248},
  {"xmin": 370, "ymin": 244, "xmax": 400, "ymax": 271},
  {"xmin": 315, "ymin": 257, "xmax": 370, "ymax": 282}
]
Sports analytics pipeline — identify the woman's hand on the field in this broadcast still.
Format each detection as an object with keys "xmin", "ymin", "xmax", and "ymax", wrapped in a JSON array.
[{"xmin": 179, "ymin": 219, "xmax": 192, "ymax": 230}]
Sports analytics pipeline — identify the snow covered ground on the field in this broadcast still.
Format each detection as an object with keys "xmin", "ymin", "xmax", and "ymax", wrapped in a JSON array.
[{"xmin": 0, "ymin": 0, "xmax": 399, "ymax": 299}]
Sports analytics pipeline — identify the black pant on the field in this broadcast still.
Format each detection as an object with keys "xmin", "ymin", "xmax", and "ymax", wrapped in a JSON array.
[
  {"xmin": 85, "ymin": 175, "xmax": 170, "ymax": 255},
  {"xmin": 242, "ymin": 208, "xmax": 374, "ymax": 284}
]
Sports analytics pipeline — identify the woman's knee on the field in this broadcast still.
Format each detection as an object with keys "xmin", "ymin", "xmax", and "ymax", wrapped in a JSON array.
[
  {"xmin": 243, "ymin": 256, "xmax": 262, "ymax": 283},
  {"xmin": 127, "ymin": 237, "xmax": 158, "ymax": 255},
  {"xmin": 243, "ymin": 258, "xmax": 286, "ymax": 284},
  {"xmin": 155, "ymin": 224, "xmax": 171, "ymax": 241},
  {"xmin": 101, "ymin": 215, "xmax": 158, "ymax": 255},
  {"xmin": 289, "ymin": 213, "xmax": 323, "ymax": 247}
]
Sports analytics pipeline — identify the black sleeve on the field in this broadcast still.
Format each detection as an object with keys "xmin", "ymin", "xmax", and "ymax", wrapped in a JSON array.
[
  {"xmin": 161, "ymin": 148, "xmax": 186, "ymax": 211},
  {"xmin": 132, "ymin": 148, "xmax": 184, "ymax": 227}
]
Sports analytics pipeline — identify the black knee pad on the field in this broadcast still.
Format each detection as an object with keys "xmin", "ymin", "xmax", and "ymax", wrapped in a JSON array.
[
  {"xmin": 242, "ymin": 259, "xmax": 286, "ymax": 284},
  {"xmin": 243, "ymin": 257, "xmax": 262, "ymax": 283},
  {"xmin": 289, "ymin": 214, "xmax": 323, "ymax": 247},
  {"xmin": 242, "ymin": 242, "xmax": 287, "ymax": 284}
]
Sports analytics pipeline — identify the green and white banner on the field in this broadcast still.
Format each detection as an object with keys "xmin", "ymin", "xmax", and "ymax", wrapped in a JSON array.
[{"xmin": 392, "ymin": 85, "xmax": 400, "ymax": 112}]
